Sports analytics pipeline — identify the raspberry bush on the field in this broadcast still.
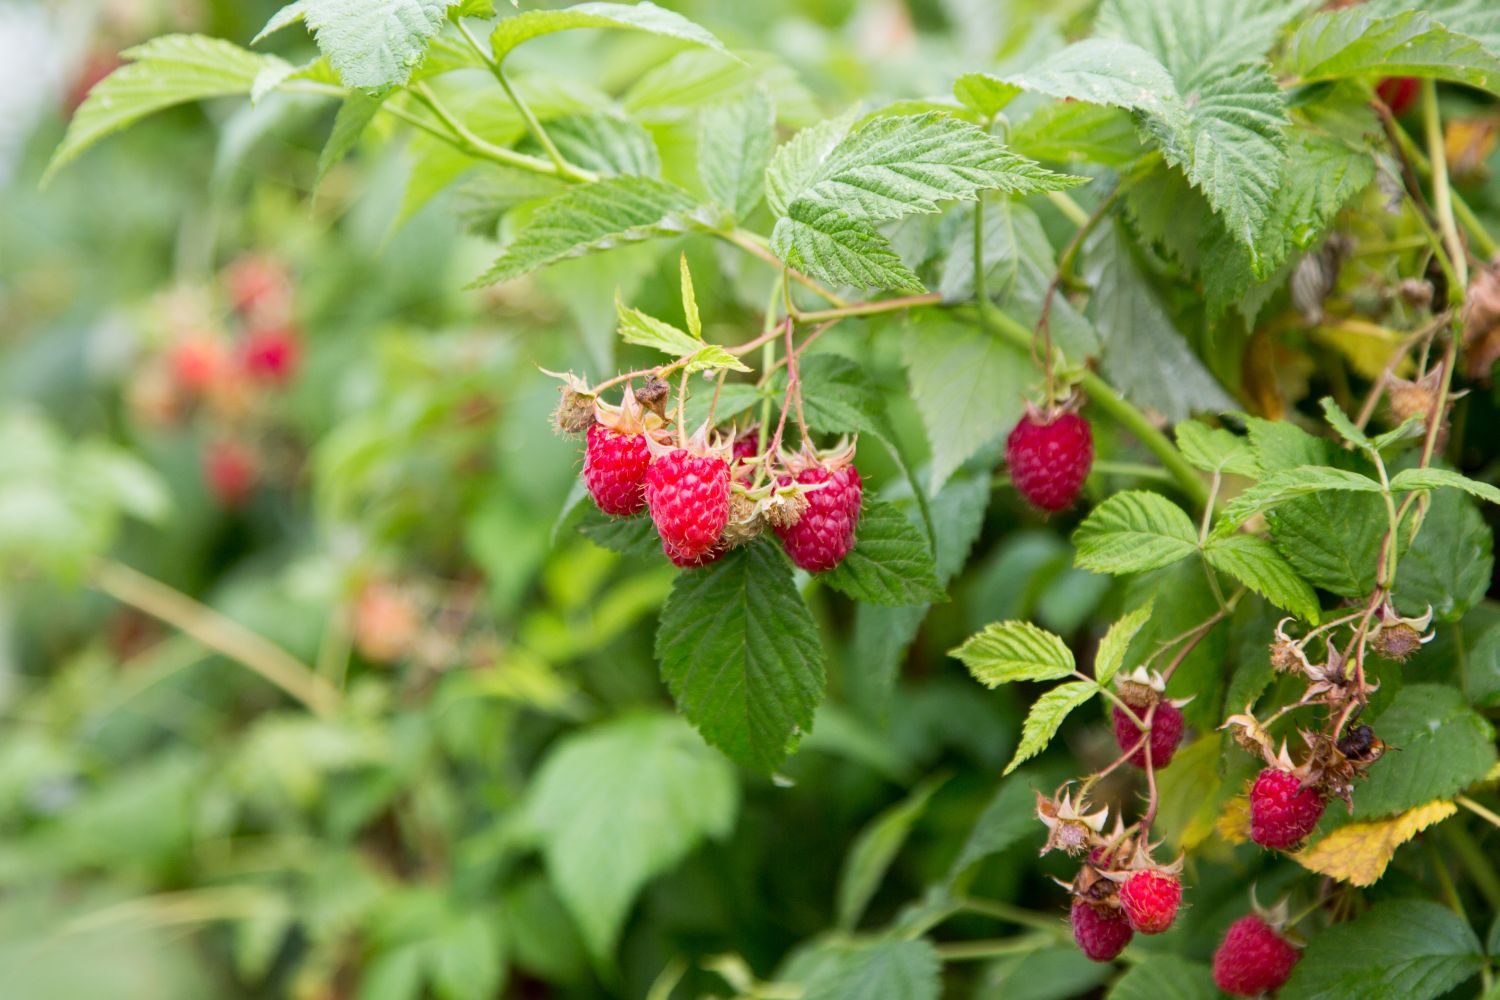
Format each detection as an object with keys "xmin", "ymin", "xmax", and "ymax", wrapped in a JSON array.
[{"xmin": 10, "ymin": 0, "xmax": 1500, "ymax": 997}]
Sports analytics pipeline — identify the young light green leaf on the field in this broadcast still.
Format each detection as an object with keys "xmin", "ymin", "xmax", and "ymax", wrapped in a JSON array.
[
  {"xmin": 489, "ymin": 1, "xmax": 728, "ymax": 65},
  {"xmin": 1222, "ymin": 466, "xmax": 1383, "ymax": 526},
  {"xmin": 1006, "ymin": 680, "xmax": 1099, "ymax": 774},
  {"xmin": 1175, "ymin": 421, "xmax": 1258, "ymax": 476},
  {"xmin": 1285, "ymin": 7, "xmax": 1500, "ymax": 96},
  {"xmin": 771, "ymin": 205, "xmax": 925, "ymax": 293},
  {"xmin": 679, "ymin": 254, "xmax": 702, "ymax": 339},
  {"xmin": 316, "ymin": 92, "xmax": 384, "ymax": 188},
  {"xmin": 1072, "ymin": 491, "xmax": 1199, "ymax": 575},
  {"xmin": 997, "ymin": 38, "xmax": 1180, "ymax": 117},
  {"xmin": 1204, "ymin": 534, "xmax": 1320, "ymax": 622},
  {"xmin": 524, "ymin": 713, "xmax": 737, "ymax": 958},
  {"xmin": 1095, "ymin": 599, "xmax": 1156, "ymax": 686},
  {"xmin": 698, "ymin": 87, "xmax": 775, "ymax": 220},
  {"xmin": 836, "ymin": 775, "xmax": 947, "ymax": 929},
  {"xmin": 680, "ymin": 345, "xmax": 751, "ymax": 376},
  {"xmin": 1390, "ymin": 467, "xmax": 1500, "ymax": 506},
  {"xmin": 470, "ymin": 177, "xmax": 695, "ymax": 287},
  {"xmin": 617, "ymin": 299, "xmax": 700, "ymax": 356},
  {"xmin": 46, "ymin": 35, "xmax": 277, "ymax": 185},
  {"xmin": 949, "ymin": 621, "xmax": 1075, "ymax": 686},
  {"xmin": 1281, "ymin": 900, "xmax": 1484, "ymax": 1000},
  {"xmin": 765, "ymin": 111, "xmax": 858, "ymax": 218},
  {"xmin": 951, "ymin": 73, "xmax": 1021, "ymax": 118},
  {"xmin": 656, "ymin": 542, "xmax": 826, "ymax": 773},
  {"xmin": 255, "ymin": 0, "xmax": 457, "ymax": 91},
  {"xmin": 1010, "ymin": 102, "xmax": 1145, "ymax": 168},
  {"xmin": 821, "ymin": 500, "xmax": 946, "ymax": 607},
  {"xmin": 1319, "ymin": 396, "xmax": 1373, "ymax": 452}
]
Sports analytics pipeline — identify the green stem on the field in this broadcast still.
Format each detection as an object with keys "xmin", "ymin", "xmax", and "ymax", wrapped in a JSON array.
[
  {"xmin": 1440, "ymin": 822, "xmax": 1500, "ymax": 911},
  {"xmin": 1422, "ymin": 80, "xmax": 1468, "ymax": 292},
  {"xmin": 793, "ymin": 293, "xmax": 942, "ymax": 324},
  {"xmin": 1047, "ymin": 190, "xmax": 1090, "ymax": 227},
  {"xmin": 404, "ymin": 85, "xmax": 564, "ymax": 177},
  {"xmin": 958, "ymin": 898, "xmax": 1068, "ymax": 935},
  {"xmin": 1389, "ymin": 118, "xmax": 1496, "ymax": 264},
  {"xmin": 1090, "ymin": 460, "xmax": 1176, "ymax": 484},
  {"xmin": 935, "ymin": 935, "xmax": 1052, "ymax": 962}
]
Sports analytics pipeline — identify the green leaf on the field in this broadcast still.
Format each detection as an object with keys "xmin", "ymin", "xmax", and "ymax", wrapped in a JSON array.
[
  {"xmin": 1285, "ymin": 7, "xmax": 1500, "ymax": 96},
  {"xmin": 997, "ymin": 38, "xmax": 1180, "ymax": 117},
  {"xmin": 1466, "ymin": 626, "xmax": 1500, "ymax": 709},
  {"xmin": 1390, "ymin": 466, "xmax": 1500, "ymax": 506},
  {"xmin": 1221, "ymin": 466, "xmax": 1383, "ymax": 526},
  {"xmin": 255, "ymin": 0, "xmax": 456, "ymax": 92},
  {"xmin": 1095, "ymin": 600, "xmax": 1156, "ymax": 686},
  {"xmin": 1204, "ymin": 534, "xmax": 1320, "ymax": 622},
  {"xmin": 821, "ymin": 500, "xmax": 946, "ymax": 607},
  {"xmin": 576, "ymin": 507, "xmax": 660, "ymax": 558},
  {"xmin": 1355, "ymin": 685, "xmax": 1497, "ymax": 819},
  {"xmin": 947, "ymin": 775, "xmax": 1044, "ymax": 882},
  {"xmin": 1072, "ymin": 491, "xmax": 1199, "ymax": 575},
  {"xmin": 765, "ymin": 111, "xmax": 857, "ymax": 218},
  {"xmin": 1175, "ymin": 421, "xmax": 1257, "ymax": 476},
  {"xmin": 799, "ymin": 939, "xmax": 941, "ymax": 1000},
  {"xmin": 836, "ymin": 776, "xmax": 947, "ymax": 929},
  {"xmin": 656, "ymin": 542, "xmax": 826, "ymax": 772},
  {"xmin": 524, "ymin": 713, "xmax": 737, "ymax": 958},
  {"xmin": 316, "ymin": 93, "xmax": 384, "ymax": 188},
  {"xmin": 950, "ymin": 621, "xmax": 1076, "ymax": 686},
  {"xmin": 901, "ymin": 314, "xmax": 1029, "ymax": 491},
  {"xmin": 1108, "ymin": 954, "xmax": 1218, "ymax": 1000},
  {"xmin": 613, "ymin": 298, "xmax": 751, "ymax": 374},
  {"xmin": 489, "ymin": 1, "xmax": 728, "ymax": 65},
  {"xmin": 1246, "ymin": 414, "xmax": 1337, "ymax": 470},
  {"xmin": 46, "ymin": 35, "xmax": 277, "ymax": 185},
  {"xmin": 1319, "ymin": 396, "xmax": 1374, "ymax": 451},
  {"xmin": 429, "ymin": 912, "xmax": 505, "ymax": 1000},
  {"xmin": 1281, "ymin": 900, "xmax": 1484, "ymax": 1000},
  {"xmin": 1394, "ymin": 485, "xmax": 1493, "ymax": 621},
  {"xmin": 951, "ymin": 74, "xmax": 1020, "ymax": 118},
  {"xmin": 698, "ymin": 88, "xmax": 775, "ymax": 220},
  {"xmin": 1365, "ymin": 0, "xmax": 1500, "ymax": 54},
  {"xmin": 1267, "ymin": 490, "xmax": 1388, "ymax": 598},
  {"xmin": 1007, "ymin": 680, "xmax": 1099, "ymax": 774},
  {"xmin": 470, "ymin": 177, "xmax": 695, "ymax": 286},
  {"xmin": 771, "ymin": 204, "xmax": 924, "ymax": 293},
  {"xmin": 541, "ymin": 113, "xmax": 661, "ymax": 178},
  {"xmin": 1010, "ymin": 102, "xmax": 1145, "ymax": 168},
  {"xmin": 1098, "ymin": 0, "xmax": 1309, "ymax": 89}
]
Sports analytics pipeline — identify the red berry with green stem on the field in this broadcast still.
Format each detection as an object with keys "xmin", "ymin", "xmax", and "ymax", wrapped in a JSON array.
[
  {"xmin": 1118, "ymin": 870, "xmax": 1181, "ymax": 935},
  {"xmin": 1213, "ymin": 914, "xmax": 1300, "ymax": 996},
  {"xmin": 1250, "ymin": 767, "xmax": 1325, "ymax": 849},
  {"xmin": 1006, "ymin": 404, "xmax": 1093, "ymax": 512},
  {"xmin": 1112, "ymin": 700, "xmax": 1184, "ymax": 769},
  {"xmin": 774, "ymin": 443, "xmax": 862, "ymax": 572}
]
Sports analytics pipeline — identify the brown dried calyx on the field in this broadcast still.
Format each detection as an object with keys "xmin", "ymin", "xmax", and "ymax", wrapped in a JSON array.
[
  {"xmin": 1463, "ymin": 255, "xmax": 1500, "ymax": 382},
  {"xmin": 717, "ymin": 480, "xmax": 811, "ymax": 548},
  {"xmin": 1037, "ymin": 786, "xmax": 1109, "ymax": 858},
  {"xmin": 547, "ymin": 370, "xmax": 597, "ymax": 434},
  {"xmin": 1368, "ymin": 602, "xmax": 1434, "ymax": 662}
]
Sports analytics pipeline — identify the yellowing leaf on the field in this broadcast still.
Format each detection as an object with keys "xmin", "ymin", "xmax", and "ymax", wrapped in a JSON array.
[
  {"xmin": 1216, "ymin": 792, "xmax": 1252, "ymax": 845},
  {"xmin": 1293, "ymin": 800, "xmax": 1457, "ymax": 887}
]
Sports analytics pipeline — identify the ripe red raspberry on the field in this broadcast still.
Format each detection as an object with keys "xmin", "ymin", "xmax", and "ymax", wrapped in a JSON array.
[
  {"xmin": 1112, "ymin": 701, "xmax": 1184, "ymax": 769},
  {"xmin": 1070, "ymin": 900, "xmax": 1133, "ymax": 962},
  {"xmin": 241, "ymin": 325, "xmax": 301, "ymax": 384},
  {"xmin": 1005, "ymin": 408, "xmax": 1093, "ymax": 512},
  {"xmin": 1213, "ymin": 915, "xmax": 1300, "ymax": 996},
  {"xmin": 169, "ymin": 335, "xmax": 228, "ymax": 395},
  {"xmin": 584, "ymin": 423, "xmax": 651, "ymax": 516},
  {"xmin": 1117, "ymin": 870, "xmax": 1181, "ymax": 935},
  {"xmin": 1376, "ymin": 76, "xmax": 1419, "ymax": 116},
  {"xmin": 203, "ymin": 442, "xmax": 259, "ymax": 507},
  {"xmin": 1250, "ymin": 767, "xmax": 1325, "ymax": 849},
  {"xmin": 775, "ymin": 462, "xmax": 862, "ymax": 572},
  {"xmin": 663, "ymin": 537, "xmax": 725, "ymax": 569},
  {"xmin": 646, "ymin": 448, "xmax": 730, "ymax": 561},
  {"xmin": 731, "ymin": 432, "xmax": 760, "ymax": 483}
]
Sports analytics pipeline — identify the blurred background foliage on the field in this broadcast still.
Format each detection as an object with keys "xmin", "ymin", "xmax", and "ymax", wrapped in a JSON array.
[{"xmin": 3, "ymin": 1, "xmax": 1499, "ymax": 999}]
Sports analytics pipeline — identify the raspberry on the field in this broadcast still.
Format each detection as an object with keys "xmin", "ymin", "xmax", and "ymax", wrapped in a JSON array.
[
  {"xmin": 1071, "ymin": 900, "xmax": 1133, "ymax": 962},
  {"xmin": 241, "ymin": 325, "xmax": 301, "ymax": 384},
  {"xmin": 225, "ymin": 254, "xmax": 292, "ymax": 322},
  {"xmin": 1250, "ymin": 767, "xmax": 1325, "ymax": 849},
  {"xmin": 663, "ymin": 537, "xmax": 725, "ymax": 569},
  {"xmin": 1006, "ymin": 409, "xmax": 1093, "ymax": 512},
  {"xmin": 646, "ymin": 448, "xmax": 730, "ymax": 561},
  {"xmin": 1213, "ymin": 915, "xmax": 1300, "ymax": 996},
  {"xmin": 203, "ymin": 442, "xmax": 259, "ymax": 507},
  {"xmin": 1112, "ymin": 701, "xmax": 1184, "ymax": 769},
  {"xmin": 1117, "ymin": 870, "xmax": 1181, "ymax": 935},
  {"xmin": 584, "ymin": 423, "xmax": 652, "ymax": 516},
  {"xmin": 731, "ymin": 432, "xmax": 760, "ymax": 483},
  {"xmin": 775, "ymin": 462, "xmax": 862, "ymax": 572},
  {"xmin": 169, "ymin": 336, "xmax": 228, "ymax": 395},
  {"xmin": 1376, "ymin": 76, "xmax": 1419, "ymax": 116}
]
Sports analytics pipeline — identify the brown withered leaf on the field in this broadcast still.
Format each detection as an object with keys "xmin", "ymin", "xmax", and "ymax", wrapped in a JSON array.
[{"xmin": 1463, "ymin": 257, "xmax": 1500, "ymax": 382}]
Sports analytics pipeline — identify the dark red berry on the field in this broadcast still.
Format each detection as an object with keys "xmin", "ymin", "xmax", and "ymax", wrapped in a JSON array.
[
  {"xmin": 646, "ymin": 449, "xmax": 730, "ymax": 561},
  {"xmin": 775, "ymin": 463, "xmax": 862, "ymax": 572},
  {"xmin": 1213, "ymin": 915, "xmax": 1300, "ymax": 996},
  {"xmin": 1006, "ymin": 410, "xmax": 1093, "ymax": 512},
  {"xmin": 1112, "ymin": 701, "xmax": 1184, "ymax": 769},
  {"xmin": 1071, "ymin": 900, "xmax": 1133, "ymax": 962},
  {"xmin": 241, "ymin": 325, "xmax": 301, "ymax": 384},
  {"xmin": 584, "ymin": 423, "xmax": 651, "ymax": 516},
  {"xmin": 204, "ymin": 442, "xmax": 259, "ymax": 507},
  {"xmin": 1376, "ymin": 76, "xmax": 1419, "ymax": 116},
  {"xmin": 1250, "ymin": 767, "xmax": 1325, "ymax": 849},
  {"xmin": 1118, "ymin": 870, "xmax": 1181, "ymax": 935}
]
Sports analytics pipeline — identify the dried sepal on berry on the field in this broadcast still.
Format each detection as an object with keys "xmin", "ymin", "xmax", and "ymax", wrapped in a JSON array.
[
  {"xmin": 1221, "ymin": 708, "xmax": 1280, "ymax": 761},
  {"xmin": 636, "ymin": 374, "xmax": 671, "ymax": 418},
  {"xmin": 1368, "ymin": 601, "xmax": 1434, "ymax": 661},
  {"xmin": 1269, "ymin": 619, "xmax": 1312, "ymax": 674},
  {"xmin": 543, "ymin": 369, "xmax": 598, "ymax": 435},
  {"xmin": 1037, "ymin": 786, "xmax": 1109, "ymax": 858}
]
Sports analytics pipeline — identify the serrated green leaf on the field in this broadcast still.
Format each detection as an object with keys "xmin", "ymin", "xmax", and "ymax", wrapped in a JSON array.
[
  {"xmin": 525, "ymin": 714, "xmax": 737, "ymax": 957},
  {"xmin": 698, "ymin": 87, "xmax": 775, "ymax": 220},
  {"xmin": 1281, "ymin": 900, "xmax": 1484, "ymax": 1000},
  {"xmin": 1390, "ymin": 466, "xmax": 1500, "ymax": 505},
  {"xmin": 1010, "ymin": 102, "xmax": 1146, "ymax": 168},
  {"xmin": 46, "ymin": 35, "xmax": 277, "ymax": 185},
  {"xmin": 821, "ymin": 500, "xmax": 945, "ymax": 607},
  {"xmin": 1072, "ymin": 491, "xmax": 1199, "ymax": 575},
  {"xmin": 998, "ymin": 38, "xmax": 1180, "ymax": 117},
  {"xmin": 540, "ymin": 113, "xmax": 660, "ymax": 178},
  {"xmin": 771, "ymin": 205, "xmax": 924, "ymax": 293},
  {"xmin": 255, "ymin": 0, "xmax": 456, "ymax": 91},
  {"xmin": 951, "ymin": 74, "xmax": 1020, "ymax": 118},
  {"xmin": 616, "ymin": 298, "xmax": 708, "ymax": 361},
  {"xmin": 947, "ymin": 775, "xmax": 1044, "ymax": 882},
  {"xmin": 1245, "ymin": 415, "xmax": 1337, "ymax": 470},
  {"xmin": 836, "ymin": 775, "xmax": 946, "ymax": 929},
  {"xmin": 1175, "ymin": 421, "xmax": 1258, "ymax": 476},
  {"xmin": 798, "ymin": 939, "xmax": 941, "ymax": 1000},
  {"xmin": 901, "ymin": 315, "xmax": 1028, "ymax": 492},
  {"xmin": 1267, "ymin": 490, "xmax": 1388, "ymax": 597},
  {"xmin": 316, "ymin": 92, "xmax": 384, "ymax": 188},
  {"xmin": 1221, "ymin": 466, "xmax": 1383, "ymax": 526},
  {"xmin": 1007, "ymin": 680, "xmax": 1098, "ymax": 774},
  {"xmin": 1098, "ymin": 0, "xmax": 1310, "ymax": 89},
  {"xmin": 656, "ymin": 542, "xmax": 826, "ymax": 772},
  {"xmin": 950, "ymin": 620, "xmax": 1076, "ymax": 686},
  {"xmin": 471, "ymin": 177, "xmax": 695, "ymax": 286},
  {"xmin": 1285, "ymin": 7, "xmax": 1500, "ymax": 96},
  {"xmin": 1095, "ymin": 600, "xmax": 1155, "ymax": 686},
  {"xmin": 1365, "ymin": 0, "xmax": 1500, "ymax": 54},
  {"xmin": 765, "ymin": 111, "xmax": 858, "ymax": 218},
  {"xmin": 489, "ymin": 1, "xmax": 727, "ymax": 65},
  {"xmin": 1319, "ymin": 396, "xmax": 1373, "ymax": 451},
  {"xmin": 576, "ymin": 507, "xmax": 660, "ymax": 558},
  {"xmin": 1356, "ymin": 685, "xmax": 1496, "ymax": 818},
  {"xmin": 1394, "ymin": 485, "xmax": 1493, "ymax": 621},
  {"xmin": 1108, "ymin": 954, "xmax": 1217, "ymax": 1000},
  {"xmin": 1204, "ymin": 534, "xmax": 1320, "ymax": 622}
]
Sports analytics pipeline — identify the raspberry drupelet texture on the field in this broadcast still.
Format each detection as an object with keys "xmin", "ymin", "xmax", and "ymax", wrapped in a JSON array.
[
  {"xmin": 775, "ymin": 463, "xmax": 862, "ymax": 572},
  {"xmin": 646, "ymin": 448, "xmax": 731, "ymax": 561},
  {"xmin": 1006, "ymin": 409, "xmax": 1093, "ymax": 512},
  {"xmin": 1112, "ymin": 701, "xmax": 1185, "ymax": 769},
  {"xmin": 241, "ymin": 325, "xmax": 301, "ymax": 384},
  {"xmin": 1213, "ymin": 915, "xmax": 1300, "ymax": 996},
  {"xmin": 1249, "ymin": 767, "xmax": 1326, "ymax": 849},
  {"xmin": 1117, "ymin": 870, "xmax": 1181, "ymax": 935},
  {"xmin": 1071, "ymin": 900, "xmax": 1134, "ymax": 962},
  {"xmin": 584, "ymin": 422, "xmax": 652, "ymax": 516}
]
